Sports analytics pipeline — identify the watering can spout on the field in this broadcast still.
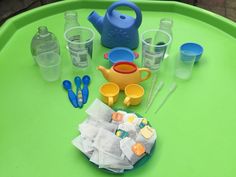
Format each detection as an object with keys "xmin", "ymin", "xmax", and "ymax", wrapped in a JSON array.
[{"xmin": 88, "ymin": 11, "xmax": 103, "ymax": 35}]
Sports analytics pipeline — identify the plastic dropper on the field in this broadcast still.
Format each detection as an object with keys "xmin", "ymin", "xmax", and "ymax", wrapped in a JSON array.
[
  {"xmin": 145, "ymin": 80, "xmax": 164, "ymax": 113},
  {"xmin": 146, "ymin": 74, "xmax": 158, "ymax": 110},
  {"xmin": 155, "ymin": 82, "xmax": 177, "ymax": 113}
]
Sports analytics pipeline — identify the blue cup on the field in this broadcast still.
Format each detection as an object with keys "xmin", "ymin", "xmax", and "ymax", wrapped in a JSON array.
[
  {"xmin": 180, "ymin": 43, "xmax": 203, "ymax": 63},
  {"xmin": 104, "ymin": 47, "xmax": 138, "ymax": 65}
]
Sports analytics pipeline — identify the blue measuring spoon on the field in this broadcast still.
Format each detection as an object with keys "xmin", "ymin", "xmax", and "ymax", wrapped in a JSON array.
[
  {"xmin": 62, "ymin": 80, "xmax": 78, "ymax": 108},
  {"xmin": 74, "ymin": 76, "xmax": 83, "ymax": 108},
  {"xmin": 82, "ymin": 75, "xmax": 91, "ymax": 104}
]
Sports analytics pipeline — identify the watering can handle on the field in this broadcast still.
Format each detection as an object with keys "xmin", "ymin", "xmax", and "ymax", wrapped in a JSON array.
[
  {"xmin": 107, "ymin": 1, "xmax": 142, "ymax": 28},
  {"xmin": 139, "ymin": 68, "xmax": 151, "ymax": 82}
]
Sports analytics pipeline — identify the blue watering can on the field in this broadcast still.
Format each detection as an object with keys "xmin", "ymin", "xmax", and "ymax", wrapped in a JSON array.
[{"xmin": 88, "ymin": 0, "xmax": 142, "ymax": 49}]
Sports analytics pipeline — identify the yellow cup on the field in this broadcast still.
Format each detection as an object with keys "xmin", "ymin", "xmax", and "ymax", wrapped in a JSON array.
[
  {"xmin": 124, "ymin": 84, "xmax": 144, "ymax": 106},
  {"xmin": 99, "ymin": 82, "xmax": 120, "ymax": 106}
]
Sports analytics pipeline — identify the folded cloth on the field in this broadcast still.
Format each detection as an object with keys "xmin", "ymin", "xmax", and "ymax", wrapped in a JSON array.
[
  {"xmin": 135, "ymin": 127, "xmax": 157, "ymax": 154},
  {"xmin": 120, "ymin": 137, "xmax": 144, "ymax": 165},
  {"xmin": 86, "ymin": 99, "xmax": 114, "ymax": 122},
  {"xmin": 106, "ymin": 168, "xmax": 124, "ymax": 174},
  {"xmin": 118, "ymin": 122, "xmax": 137, "ymax": 140},
  {"xmin": 122, "ymin": 113, "xmax": 144, "ymax": 129},
  {"xmin": 80, "ymin": 117, "xmax": 118, "ymax": 135},
  {"xmin": 90, "ymin": 149, "xmax": 99, "ymax": 165},
  {"xmin": 111, "ymin": 111, "xmax": 127, "ymax": 124},
  {"xmin": 98, "ymin": 151, "xmax": 133, "ymax": 170},
  {"xmin": 72, "ymin": 136, "xmax": 93, "ymax": 158},
  {"xmin": 93, "ymin": 128, "xmax": 122, "ymax": 157},
  {"xmin": 79, "ymin": 119, "xmax": 100, "ymax": 140}
]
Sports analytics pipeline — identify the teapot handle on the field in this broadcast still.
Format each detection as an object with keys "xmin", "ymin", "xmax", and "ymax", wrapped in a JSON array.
[
  {"xmin": 138, "ymin": 68, "xmax": 151, "ymax": 82},
  {"xmin": 107, "ymin": 1, "xmax": 142, "ymax": 28}
]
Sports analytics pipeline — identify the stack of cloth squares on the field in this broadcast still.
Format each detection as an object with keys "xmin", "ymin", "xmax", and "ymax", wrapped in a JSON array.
[{"xmin": 72, "ymin": 99, "xmax": 157, "ymax": 173}]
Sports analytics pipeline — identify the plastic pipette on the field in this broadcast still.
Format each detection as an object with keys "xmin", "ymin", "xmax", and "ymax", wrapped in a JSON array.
[
  {"xmin": 155, "ymin": 82, "xmax": 177, "ymax": 113},
  {"xmin": 146, "ymin": 74, "xmax": 158, "ymax": 109},
  {"xmin": 145, "ymin": 80, "xmax": 164, "ymax": 113}
]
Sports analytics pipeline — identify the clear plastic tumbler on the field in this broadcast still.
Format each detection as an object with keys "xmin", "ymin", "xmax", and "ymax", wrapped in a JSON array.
[
  {"xmin": 64, "ymin": 26, "xmax": 95, "ymax": 69},
  {"xmin": 142, "ymin": 29, "xmax": 172, "ymax": 71},
  {"xmin": 36, "ymin": 52, "xmax": 61, "ymax": 82},
  {"xmin": 175, "ymin": 51, "xmax": 196, "ymax": 80}
]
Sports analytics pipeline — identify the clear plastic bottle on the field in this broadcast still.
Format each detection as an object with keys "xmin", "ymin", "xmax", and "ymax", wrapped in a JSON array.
[
  {"xmin": 159, "ymin": 18, "xmax": 173, "ymax": 38},
  {"xmin": 64, "ymin": 11, "xmax": 80, "ymax": 32},
  {"xmin": 31, "ymin": 26, "xmax": 60, "ymax": 63},
  {"xmin": 159, "ymin": 18, "xmax": 173, "ymax": 59}
]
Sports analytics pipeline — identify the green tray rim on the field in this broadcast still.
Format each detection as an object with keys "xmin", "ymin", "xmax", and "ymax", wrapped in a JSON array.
[{"xmin": 0, "ymin": 0, "xmax": 235, "ymax": 52}]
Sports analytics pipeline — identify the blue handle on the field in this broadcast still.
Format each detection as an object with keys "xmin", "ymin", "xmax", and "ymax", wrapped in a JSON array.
[
  {"xmin": 74, "ymin": 76, "xmax": 83, "ymax": 108},
  {"xmin": 82, "ymin": 87, "xmax": 89, "ymax": 104},
  {"xmin": 68, "ymin": 89, "xmax": 79, "ymax": 108},
  {"xmin": 77, "ymin": 90, "xmax": 83, "ymax": 108},
  {"xmin": 107, "ymin": 1, "xmax": 142, "ymax": 28},
  {"xmin": 81, "ymin": 75, "xmax": 90, "ymax": 104}
]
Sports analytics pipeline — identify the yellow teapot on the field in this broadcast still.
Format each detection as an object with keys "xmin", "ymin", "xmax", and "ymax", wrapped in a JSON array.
[{"xmin": 98, "ymin": 62, "xmax": 151, "ymax": 90}]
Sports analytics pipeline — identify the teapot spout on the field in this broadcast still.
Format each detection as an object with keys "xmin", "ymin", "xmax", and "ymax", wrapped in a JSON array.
[
  {"xmin": 88, "ymin": 11, "xmax": 103, "ymax": 35},
  {"xmin": 97, "ymin": 66, "xmax": 109, "ymax": 80}
]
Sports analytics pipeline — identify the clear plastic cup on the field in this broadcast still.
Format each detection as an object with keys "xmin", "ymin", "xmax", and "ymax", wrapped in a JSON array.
[
  {"xmin": 64, "ymin": 26, "xmax": 95, "ymax": 69},
  {"xmin": 175, "ymin": 51, "xmax": 196, "ymax": 80},
  {"xmin": 36, "ymin": 52, "xmax": 61, "ymax": 82},
  {"xmin": 142, "ymin": 29, "xmax": 172, "ymax": 71}
]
